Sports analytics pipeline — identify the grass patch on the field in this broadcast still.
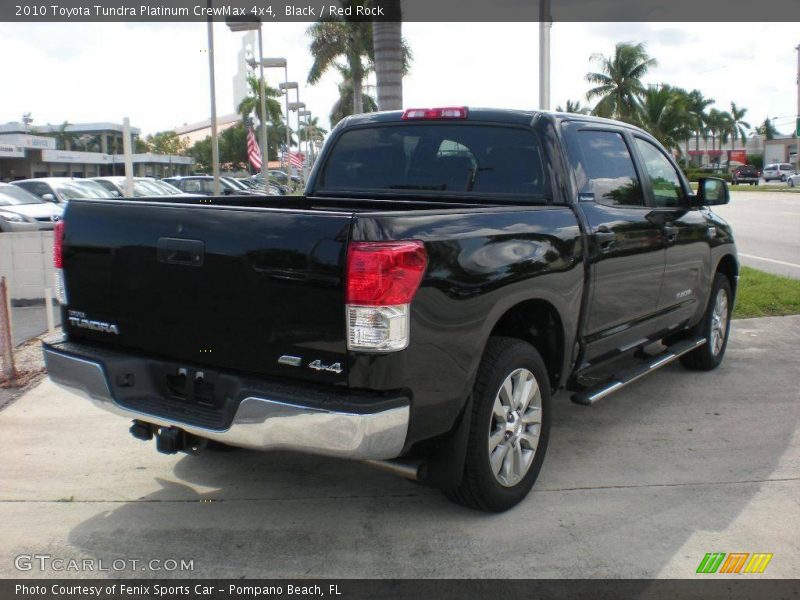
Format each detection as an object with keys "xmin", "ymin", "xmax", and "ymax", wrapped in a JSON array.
[{"xmin": 733, "ymin": 266, "xmax": 800, "ymax": 319}]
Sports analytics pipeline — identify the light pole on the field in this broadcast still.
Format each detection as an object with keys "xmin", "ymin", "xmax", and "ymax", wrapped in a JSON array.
[
  {"xmin": 227, "ymin": 18, "xmax": 268, "ymax": 184},
  {"xmin": 207, "ymin": 7, "xmax": 221, "ymax": 195},
  {"xmin": 299, "ymin": 109, "xmax": 312, "ymax": 181},
  {"xmin": 280, "ymin": 81, "xmax": 300, "ymax": 173},
  {"xmin": 538, "ymin": 0, "xmax": 551, "ymax": 111},
  {"xmin": 259, "ymin": 58, "xmax": 290, "ymax": 168},
  {"xmin": 288, "ymin": 100, "xmax": 306, "ymax": 182},
  {"xmin": 795, "ymin": 43, "xmax": 799, "ymax": 172}
]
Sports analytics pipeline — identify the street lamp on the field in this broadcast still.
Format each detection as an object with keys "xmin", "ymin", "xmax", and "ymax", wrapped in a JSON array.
[
  {"xmin": 251, "ymin": 57, "xmax": 290, "ymax": 169},
  {"xmin": 227, "ymin": 17, "xmax": 268, "ymax": 184},
  {"xmin": 299, "ymin": 109, "xmax": 312, "ymax": 180},
  {"xmin": 280, "ymin": 81, "xmax": 301, "ymax": 175}
]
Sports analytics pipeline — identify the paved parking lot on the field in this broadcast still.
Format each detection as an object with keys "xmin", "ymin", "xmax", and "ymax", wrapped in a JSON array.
[
  {"xmin": 0, "ymin": 315, "xmax": 798, "ymax": 579},
  {"xmin": 715, "ymin": 190, "xmax": 800, "ymax": 279}
]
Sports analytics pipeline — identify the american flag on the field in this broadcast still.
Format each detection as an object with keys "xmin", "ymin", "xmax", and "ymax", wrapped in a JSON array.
[
  {"xmin": 288, "ymin": 151, "xmax": 305, "ymax": 169},
  {"xmin": 246, "ymin": 127, "xmax": 262, "ymax": 171}
]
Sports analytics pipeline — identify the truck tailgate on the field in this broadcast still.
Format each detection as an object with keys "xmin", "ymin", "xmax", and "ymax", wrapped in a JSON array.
[{"xmin": 61, "ymin": 200, "xmax": 352, "ymax": 385}]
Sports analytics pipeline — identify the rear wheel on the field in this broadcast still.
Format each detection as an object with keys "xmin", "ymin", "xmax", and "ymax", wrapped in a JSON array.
[
  {"xmin": 446, "ymin": 337, "xmax": 551, "ymax": 512},
  {"xmin": 681, "ymin": 273, "xmax": 732, "ymax": 371}
]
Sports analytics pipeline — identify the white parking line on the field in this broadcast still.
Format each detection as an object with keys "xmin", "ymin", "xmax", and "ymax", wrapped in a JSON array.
[{"xmin": 738, "ymin": 253, "xmax": 800, "ymax": 269}]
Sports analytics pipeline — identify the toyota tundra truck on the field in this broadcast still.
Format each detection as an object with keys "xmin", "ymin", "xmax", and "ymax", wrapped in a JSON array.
[{"xmin": 44, "ymin": 108, "xmax": 737, "ymax": 511}]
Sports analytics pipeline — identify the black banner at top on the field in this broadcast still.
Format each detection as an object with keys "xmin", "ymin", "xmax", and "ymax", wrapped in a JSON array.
[{"xmin": 2, "ymin": 0, "xmax": 800, "ymax": 22}]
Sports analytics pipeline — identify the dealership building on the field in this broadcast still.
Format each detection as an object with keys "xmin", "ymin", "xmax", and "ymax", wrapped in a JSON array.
[{"xmin": 0, "ymin": 121, "xmax": 193, "ymax": 182}]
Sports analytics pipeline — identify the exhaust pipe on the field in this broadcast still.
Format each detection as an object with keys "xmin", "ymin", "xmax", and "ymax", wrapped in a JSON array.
[{"xmin": 364, "ymin": 458, "xmax": 426, "ymax": 481}]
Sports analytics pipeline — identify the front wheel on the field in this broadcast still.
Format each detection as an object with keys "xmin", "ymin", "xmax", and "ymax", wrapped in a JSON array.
[
  {"xmin": 446, "ymin": 337, "xmax": 551, "ymax": 512},
  {"xmin": 681, "ymin": 273, "xmax": 732, "ymax": 371}
]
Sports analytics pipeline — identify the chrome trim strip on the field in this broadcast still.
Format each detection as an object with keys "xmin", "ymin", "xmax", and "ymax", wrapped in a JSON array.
[{"xmin": 43, "ymin": 347, "xmax": 408, "ymax": 460}]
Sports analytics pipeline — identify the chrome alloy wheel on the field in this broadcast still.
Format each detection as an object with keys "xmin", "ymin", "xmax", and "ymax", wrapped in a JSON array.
[
  {"xmin": 488, "ymin": 368, "xmax": 543, "ymax": 487},
  {"xmin": 710, "ymin": 287, "xmax": 729, "ymax": 356}
]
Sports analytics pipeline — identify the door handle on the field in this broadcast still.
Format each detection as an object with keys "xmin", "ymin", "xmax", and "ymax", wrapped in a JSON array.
[
  {"xmin": 157, "ymin": 237, "xmax": 205, "ymax": 267},
  {"xmin": 593, "ymin": 226, "xmax": 616, "ymax": 251},
  {"xmin": 663, "ymin": 225, "xmax": 679, "ymax": 243}
]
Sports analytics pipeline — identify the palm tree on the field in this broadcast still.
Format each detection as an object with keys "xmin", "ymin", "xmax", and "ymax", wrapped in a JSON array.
[
  {"xmin": 329, "ymin": 63, "xmax": 379, "ymax": 126},
  {"xmin": 52, "ymin": 121, "xmax": 78, "ymax": 151},
  {"xmin": 371, "ymin": 0, "xmax": 412, "ymax": 110},
  {"xmin": 555, "ymin": 100, "xmax": 590, "ymax": 114},
  {"xmin": 307, "ymin": 13, "xmax": 373, "ymax": 114},
  {"xmin": 237, "ymin": 75, "xmax": 284, "ymax": 126},
  {"xmin": 637, "ymin": 86, "xmax": 692, "ymax": 155},
  {"xmin": 685, "ymin": 89, "xmax": 714, "ymax": 154},
  {"xmin": 729, "ymin": 102, "xmax": 750, "ymax": 151},
  {"xmin": 299, "ymin": 115, "xmax": 328, "ymax": 144},
  {"xmin": 756, "ymin": 117, "xmax": 779, "ymax": 140},
  {"xmin": 586, "ymin": 42, "xmax": 657, "ymax": 122}
]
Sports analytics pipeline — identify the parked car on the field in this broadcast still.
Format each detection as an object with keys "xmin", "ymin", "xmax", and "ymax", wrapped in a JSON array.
[
  {"xmin": 92, "ymin": 176, "xmax": 200, "ymax": 198},
  {"xmin": 11, "ymin": 177, "xmax": 117, "ymax": 204},
  {"xmin": 0, "ymin": 182, "xmax": 63, "ymax": 231},
  {"xmin": 731, "ymin": 165, "xmax": 760, "ymax": 186},
  {"xmin": 762, "ymin": 163, "xmax": 797, "ymax": 182},
  {"xmin": 164, "ymin": 176, "xmax": 265, "ymax": 196},
  {"xmin": 44, "ymin": 108, "xmax": 737, "ymax": 512},
  {"xmin": 787, "ymin": 172, "xmax": 800, "ymax": 188}
]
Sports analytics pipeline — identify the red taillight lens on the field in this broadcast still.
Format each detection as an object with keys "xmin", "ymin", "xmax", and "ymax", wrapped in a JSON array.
[
  {"xmin": 53, "ymin": 220, "xmax": 64, "ymax": 268},
  {"xmin": 402, "ymin": 107, "xmax": 468, "ymax": 120},
  {"xmin": 346, "ymin": 241, "xmax": 427, "ymax": 305}
]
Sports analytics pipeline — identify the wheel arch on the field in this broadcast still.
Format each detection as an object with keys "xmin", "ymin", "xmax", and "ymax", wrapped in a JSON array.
[
  {"xmin": 715, "ymin": 253, "xmax": 739, "ymax": 301},
  {"xmin": 486, "ymin": 298, "xmax": 567, "ymax": 393}
]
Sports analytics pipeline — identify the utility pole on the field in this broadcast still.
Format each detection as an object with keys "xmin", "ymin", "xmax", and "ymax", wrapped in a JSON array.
[
  {"xmin": 795, "ymin": 43, "xmax": 799, "ymax": 172},
  {"xmin": 207, "ymin": 3, "xmax": 221, "ymax": 196},
  {"xmin": 538, "ymin": 0, "xmax": 551, "ymax": 111}
]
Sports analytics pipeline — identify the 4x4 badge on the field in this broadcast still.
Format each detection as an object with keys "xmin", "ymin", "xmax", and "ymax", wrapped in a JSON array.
[{"xmin": 308, "ymin": 359, "xmax": 343, "ymax": 374}]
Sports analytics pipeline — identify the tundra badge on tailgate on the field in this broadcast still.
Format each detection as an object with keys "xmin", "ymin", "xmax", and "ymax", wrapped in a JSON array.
[{"xmin": 67, "ymin": 310, "xmax": 120, "ymax": 335}]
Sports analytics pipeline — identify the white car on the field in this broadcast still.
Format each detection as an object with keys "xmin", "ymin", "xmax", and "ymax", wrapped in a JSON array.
[
  {"xmin": 0, "ymin": 183, "xmax": 63, "ymax": 231},
  {"xmin": 11, "ymin": 177, "xmax": 118, "ymax": 204},
  {"xmin": 762, "ymin": 163, "xmax": 797, "ymax": 182},
  {"xmin": 91, "ymin": 176, "xmax": 194, "ymax": 198},
  {"xmin": 787, "ymin": 172, "xmax": 800, "ymax": 188}
]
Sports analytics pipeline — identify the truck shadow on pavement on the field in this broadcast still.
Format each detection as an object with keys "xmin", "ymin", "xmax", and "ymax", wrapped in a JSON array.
[{"xmin": 66, "ymin": 319, "xmax": 800, "ymax": 578}]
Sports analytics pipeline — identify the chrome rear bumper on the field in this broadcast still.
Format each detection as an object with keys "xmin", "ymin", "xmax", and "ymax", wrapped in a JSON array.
[{"xmin": 43, "ymin": 344, "xmax": 409, "ymax": 460}]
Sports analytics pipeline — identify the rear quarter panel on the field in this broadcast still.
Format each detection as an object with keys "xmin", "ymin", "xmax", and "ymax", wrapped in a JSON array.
[{"xmin": 349, "ymin": 206, "xmax": 584, "ymax": 448}]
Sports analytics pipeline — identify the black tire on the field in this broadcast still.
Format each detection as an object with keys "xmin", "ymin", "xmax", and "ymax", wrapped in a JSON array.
[
  {"xmin": 680, "ymin": 273, "xmax": 732, "ymax": 371},
  {"xmin": 446, "ymin": 337, "xmax": 551, "ymax": 512},
  {"xmin": 781, "ymin": 175, "xmax": 787, "ymax": 182}
]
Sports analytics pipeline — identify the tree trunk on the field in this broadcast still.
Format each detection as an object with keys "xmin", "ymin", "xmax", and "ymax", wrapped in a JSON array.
[
  {"xmin": 350, "ymin": 53, "xmax": 364, "ymax": 114},
  {"xmin": 372, "ymin": 0, "xmax": 403, "ymax": 111}
]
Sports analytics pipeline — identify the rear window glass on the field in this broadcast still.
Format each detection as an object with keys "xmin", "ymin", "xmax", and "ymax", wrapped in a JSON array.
[{"xmin": 319, "ymin": 124, "xmax": 548, "ymax": 199}]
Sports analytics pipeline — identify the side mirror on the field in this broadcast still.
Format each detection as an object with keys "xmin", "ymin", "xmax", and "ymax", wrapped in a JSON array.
[
  {"xmin": 42, "ymin": 193, "xmax": 57, "ymax": 203},
  {"xmin": 696, "ymin": 177, "xmax": 729, "ymax": 206}
]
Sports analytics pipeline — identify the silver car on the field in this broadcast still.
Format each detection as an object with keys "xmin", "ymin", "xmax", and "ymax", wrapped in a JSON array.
[
  {"xmin": 11, "ymin": 177, "xmax": 118, "ymax": 204},
  {"xmin": 0, "ymin": 183, "xmax": 63, "ymax": 231}
]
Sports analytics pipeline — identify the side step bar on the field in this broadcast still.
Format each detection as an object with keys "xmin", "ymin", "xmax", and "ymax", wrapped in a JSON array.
[{"xmin": 571, "ymin": 337, "xmax": 706, "ymax": 406}]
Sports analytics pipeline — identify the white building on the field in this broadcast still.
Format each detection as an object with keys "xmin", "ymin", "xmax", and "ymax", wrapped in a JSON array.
[{"xmin": 0, "ymin": 121, "xmax": 193, "ymax": 181}]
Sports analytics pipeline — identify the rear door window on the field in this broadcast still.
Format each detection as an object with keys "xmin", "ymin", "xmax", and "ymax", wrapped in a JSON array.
[
  {"xmin": 318, "ymin": 124, "xmax": 548, "ymax": 200},
  {"xmin": 568, "ymin": 129, "xmax": 644, "ymax": 207}
]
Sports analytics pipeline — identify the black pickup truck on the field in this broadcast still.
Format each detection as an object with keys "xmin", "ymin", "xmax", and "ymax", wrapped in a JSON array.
[{"xmin": 44, "ymin": 108, "xmax": 737, "ymax": 511}]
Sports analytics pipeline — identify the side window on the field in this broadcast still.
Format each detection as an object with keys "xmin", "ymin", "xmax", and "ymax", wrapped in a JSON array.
[
  {"xmin": 573, "ymin": 130, "xmax": 643, "ymax": 207},
  {"xmin": 183, "ymin": 180, "xmax": 200, "ymax": 193},
  {"xmin": 634, "ymin": 138, "xmax": 685, "ymax": 208},
  {"xmin": 201, "ymin": 180, "xmax": 216, "ymax": 194}
]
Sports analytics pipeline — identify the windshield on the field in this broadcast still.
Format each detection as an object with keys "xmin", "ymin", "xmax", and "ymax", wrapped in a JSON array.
[
  {"xmin": 224, "ymin": 177, "xmax": 248, "ymax": 190},
  {"xmin": 319, "ymin": 124, "xmax": 548, "ymax": 199},
  {"xmin": 133, "ymin": 180, "xmax": 169, "ymax": 196},
  {"xmin": 150, "ymin": 180, "xmax": 183, "ymax": 194},
  {"xmin": 0, "ymin": 185, "xmax": 44, "ymax": 206},
  {"xmin": 55, "ymin": 181, "xmax": 111, "ymax": 199}
]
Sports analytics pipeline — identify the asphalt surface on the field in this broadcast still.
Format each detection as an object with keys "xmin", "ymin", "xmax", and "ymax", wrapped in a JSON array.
[
  {"xmin": 714, "ymin": 189, "xmax": 800, "ymax": 279},
  {"xmin": 1, "ymin": 315, "xmax": 798, "ymax": 579}
]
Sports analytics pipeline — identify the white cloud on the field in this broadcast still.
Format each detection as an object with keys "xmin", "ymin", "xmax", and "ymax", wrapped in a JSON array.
[{"xmin": 0, "ymin": 21, "xmax": 796, "ymax": 137}]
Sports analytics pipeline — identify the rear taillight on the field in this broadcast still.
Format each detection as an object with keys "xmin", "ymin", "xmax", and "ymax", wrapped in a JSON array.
[
  {"xmin": 53, "ymin": 220, "xmax": 67, "ymax": 304},
  {"xmin": 402, "ymin": 107, "xmax": 468, "ymax": 120},
  {"xmin": 346, "ymin": 241, "xmax": 427, "ymax": 352}
]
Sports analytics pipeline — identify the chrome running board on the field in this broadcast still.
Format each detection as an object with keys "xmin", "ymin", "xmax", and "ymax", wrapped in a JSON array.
[{"xmin": 571, "ymin": 337, "xmax": 707, "ymax": 406}]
